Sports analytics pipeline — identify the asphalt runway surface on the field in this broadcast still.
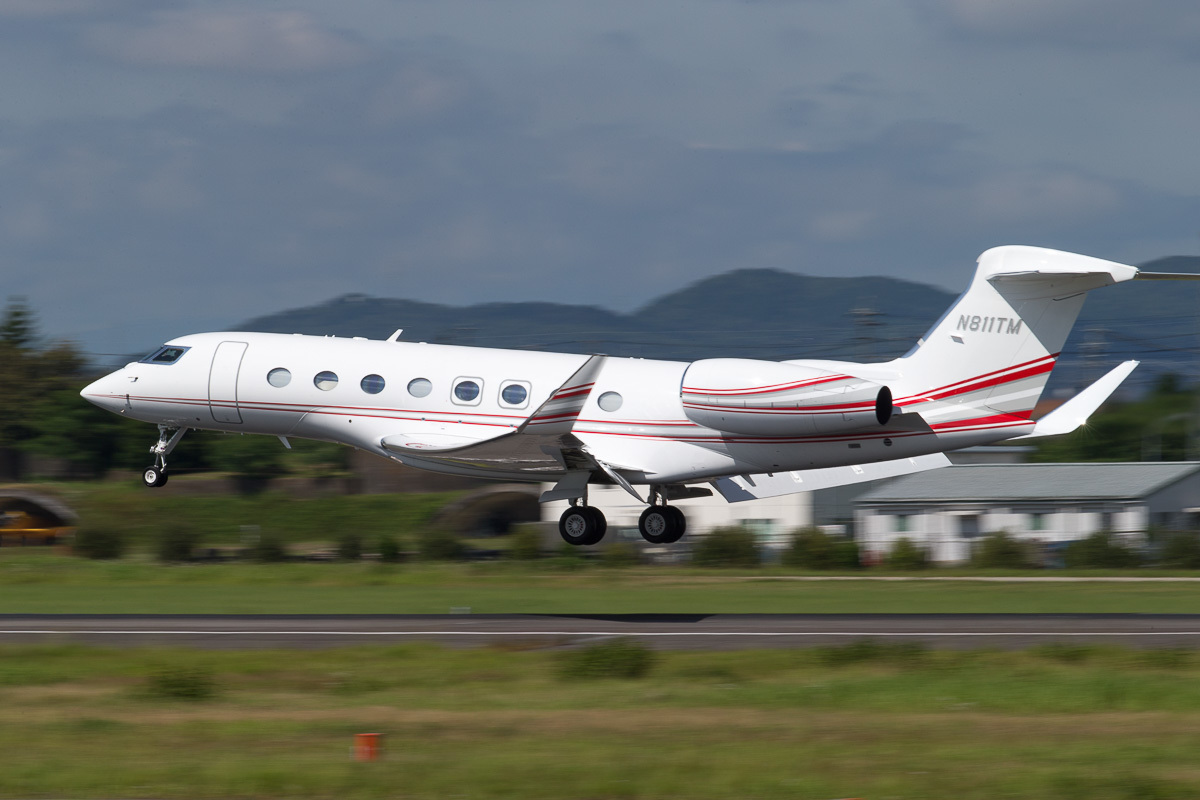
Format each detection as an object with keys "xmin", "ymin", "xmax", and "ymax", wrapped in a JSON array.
[{"xmin": 4, "ymin": 614, "xmax": 1200, "ymax": 650}]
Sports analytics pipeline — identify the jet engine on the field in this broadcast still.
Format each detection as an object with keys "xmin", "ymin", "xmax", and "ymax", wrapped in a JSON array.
[{"xmin": 680, "ymin": 358, "xmax": 894, "ymax": 437}]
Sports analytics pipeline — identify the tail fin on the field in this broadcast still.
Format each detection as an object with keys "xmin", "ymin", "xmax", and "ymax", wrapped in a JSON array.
[{"xmin": 891, "ymin": 246, "xmax": 1139, "ymax": 420}]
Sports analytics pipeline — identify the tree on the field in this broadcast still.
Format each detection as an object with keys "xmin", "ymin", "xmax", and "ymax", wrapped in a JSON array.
[
  {"xmin": 0, "ymin": 296, "xmax": 36, "ymax": 349},
  {"xmin": 1063, "ymin": 531, "xmax": 1142, "ymax": 568}
]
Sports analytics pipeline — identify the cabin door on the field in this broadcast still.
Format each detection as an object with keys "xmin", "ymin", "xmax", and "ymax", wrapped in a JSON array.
[{"xmin": 209, "ymin": 341, "xmax": 248, "ymax": 424}]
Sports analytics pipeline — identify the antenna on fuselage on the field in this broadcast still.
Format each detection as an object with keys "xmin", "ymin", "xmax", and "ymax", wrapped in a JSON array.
[{"xmin": 387, "ymin": 329, "xmax": 404, "ymax": 342}]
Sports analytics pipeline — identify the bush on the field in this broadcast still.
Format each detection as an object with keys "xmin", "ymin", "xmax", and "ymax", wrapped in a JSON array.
[
  {"xmin": 336, "ymin": 531, "xmax": 363, "ymax": 561},
  {"xmin": 1063, "ymin": 531, "xmax": 1142, "ymax": 568},
  {"xmin": 377, "ymin": 534, "xmax": 403, "ymax": 563},
  {"xmin": 884, "ymin": 537, "xmax": 928, "ymax": 570},
  {"xmin": 601, "ymin": 539, "xmax": 640, "ymax": 567},
  {"xmin": 73, "ymin": 525, "xmax": 124, "ymax": 560},
  {"xmin": 557, "ymin": 638, "xmax": 656, "ymax": 680},
  {"xmin": 1158, "ymin": 532, "xmax": 1200, "ymax": 569},
  {"xmin": 815, "ymin": 639, "xmax": 928, "ymax": 667},
  {"xmin": 509, "ymin": 524, "xmax": 543, "ymax": 561},
  {"xmin": 417, "ymin": 528, "xmax": 465, "ymax": 561},
  {"xmin": 783, "ymin": 527, "xmax": 860, "ymax": 570},
  {"xmin": 970, "ymin": 531, "xmax": 1035, "ymax": 569},
  {"xmin": 249, "ymin": 531, "xmax": 288, "ymax": 562},
  {"xmin": 692, "ymin": 525, "xmax": 761, "ymax": 568},
  {"xmin": 156, "ymin": 523, "xmax": 202, "ymax": 562},
  {"xmin": 145, "ymin": 664, "xmax": 215, "ymax": 700}
]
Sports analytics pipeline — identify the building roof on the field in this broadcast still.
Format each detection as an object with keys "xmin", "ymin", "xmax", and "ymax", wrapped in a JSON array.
[{"xmin": 858, "ymin": 462, "xmax": 1200, "ymax": 504}]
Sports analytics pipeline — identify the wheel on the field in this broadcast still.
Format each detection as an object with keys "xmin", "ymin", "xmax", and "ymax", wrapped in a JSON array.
[
  {"xmin": 661, "ymin": 505, "xmax": 686, "ymax": 544},
  {"xmin": 559, "ymin": 505, "xmax": 605, "ymax": 546},
  {"xmin": 639, "ymin": 504, "xmax": 684, "ymax": 544},
  {"xmin": 583, "ymin": 506, "xmax": 607, "ymax": 545},
  {"xmin": 143, "ymin": 466, "xmax": 168, "ymax": 488}
]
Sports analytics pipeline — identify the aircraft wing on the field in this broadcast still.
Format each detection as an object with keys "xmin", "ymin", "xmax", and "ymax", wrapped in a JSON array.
[
  {"xmin": 380, "ymin": 355, "xmax": 607, "ymax": 474},
  {"xmin": 711, "ymin": 453, "xmax": 952, "ymax": 502},
  {"xmin": 1015, "ymin": 360, "xmax": 1138, "ymax": 439}
]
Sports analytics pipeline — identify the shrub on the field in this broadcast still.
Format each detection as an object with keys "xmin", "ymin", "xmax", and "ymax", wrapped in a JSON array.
[
  {"xmin": 377, "ymin": 534, "xmax": 403, "ymax": 563},
  {"xmin": 1063, "ymin": 531, "xmax": 1142, "ymax": 568},
  {"xmin": 1158, "ymin": 531, "xmax": 1200, "ymax": 569},
  {"xmin": 557, "ymin": 638, "xmax": 656, "ymax": 680},
  {"xmin": 783, "ymin": 526, "xmax": 860, "ymax": 570},
  {"xmin": 692, "ymin": 525, "xmax": 761, "ymax": 568},
  {"xmin": 145, "ymin": 664, "xmax": 215, "ymax": 700},
  {"xmin": 156, "ymin": 523, "xmax": 202, "ymax": 562},
  {"xmin": 970, "ymin": 531, "xmax": 1035, "ymax": 569},
  {"xmin": 417, "ymin": 528, "xmax": 465, "ymax": 561},
  {"xmin": 884, "ymin": 537, "xmax": 928, "ymax": 570},
  {"xmin": 249, "ymin": 531, "xmax": 288, "ymax": 562},
  {"xmin": 601, "ymin": 539, "xmax": 640, "ymax": 567},
  {"xmin": 509, "ymin": 524, "xmax": 543, "ymax": 561},
  {"xmin": 336, "ymin": 531, "xmax": 363, "ymax": 561},
  {"xmin": 815, "ymin": 639, "xmax": 927, "ymax": 667},
  {"xmin": 73, "ymin": 525, "xmax": 124, "ymax": 560}
]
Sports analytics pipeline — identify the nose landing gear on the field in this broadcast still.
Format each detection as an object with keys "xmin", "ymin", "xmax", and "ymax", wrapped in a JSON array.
[{"xmin": 143, "ymin": 425, "xmax": 187, "ymax": 488}]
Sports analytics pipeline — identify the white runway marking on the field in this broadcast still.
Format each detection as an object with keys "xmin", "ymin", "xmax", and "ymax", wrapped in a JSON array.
[{"xmin": 5, "ymin": 630, "xmax": 1200, "ymax": 637}]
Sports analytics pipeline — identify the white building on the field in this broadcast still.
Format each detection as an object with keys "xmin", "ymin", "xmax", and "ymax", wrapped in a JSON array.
[{"xmin": 856, "ymin": 462, "xmax": 1200, "ymax": 564}]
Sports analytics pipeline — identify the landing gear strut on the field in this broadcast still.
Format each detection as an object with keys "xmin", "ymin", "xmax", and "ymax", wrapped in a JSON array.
[
  {"xmin": 143, "ymin": 426, "xmax": 187, "ymax": 488},
  {"xmin": 637, "ymin": 487, "xmax": 686, "ymax": 544}
]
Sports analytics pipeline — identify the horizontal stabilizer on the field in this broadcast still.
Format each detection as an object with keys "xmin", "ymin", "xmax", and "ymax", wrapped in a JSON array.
[
  {"xmin": 711, "ymin": 453, "xmax": 951, "ymax": 502},
  {"xmin": 1017, "ymin": 360, "xmax": 1138, "ymax": 439},
  {"xmin": 1135, "ymin": 272, "xmax": 1200, "ymax": 281}
]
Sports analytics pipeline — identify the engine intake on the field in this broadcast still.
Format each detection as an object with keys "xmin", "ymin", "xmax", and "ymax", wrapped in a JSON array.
[{"xmin": 681, "ymin": 358, "xmax": 894, "ymax": 437}]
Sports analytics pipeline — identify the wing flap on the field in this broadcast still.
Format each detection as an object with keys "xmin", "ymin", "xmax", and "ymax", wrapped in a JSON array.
[{"xmin": 711, "ymin": 453, "xmax": 952, "ymax": 502}]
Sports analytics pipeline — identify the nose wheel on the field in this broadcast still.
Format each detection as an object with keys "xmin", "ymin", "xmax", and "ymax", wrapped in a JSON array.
[
  {"xmin": 142, "ymin": 465, "xmax": 168, "ymax": 488},
  {"xmin": 143, "ymin": 425, "xmax": 187, "ymax": 489}
]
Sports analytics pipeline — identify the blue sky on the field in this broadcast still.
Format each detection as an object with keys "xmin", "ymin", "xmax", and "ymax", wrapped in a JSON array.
[{"xmin": 3, "ymin": 0, "xmax": 1199, "ymax": 358}]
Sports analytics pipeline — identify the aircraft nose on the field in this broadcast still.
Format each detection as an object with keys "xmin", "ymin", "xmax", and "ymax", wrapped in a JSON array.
[{"xmin": 80, "ymin": 372, "xmax": 128, "ymax": 414}]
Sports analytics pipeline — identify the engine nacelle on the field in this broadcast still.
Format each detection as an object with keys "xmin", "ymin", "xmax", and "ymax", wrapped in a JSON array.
[{"xmin": 680, "ymin": 358, "xmax": 894, "ymax": 437}]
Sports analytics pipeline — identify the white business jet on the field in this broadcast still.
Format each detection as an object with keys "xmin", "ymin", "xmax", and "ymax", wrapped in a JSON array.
[{"xmin": 81, "ymin": 246, "xmax": 1198, "ymax": 546}]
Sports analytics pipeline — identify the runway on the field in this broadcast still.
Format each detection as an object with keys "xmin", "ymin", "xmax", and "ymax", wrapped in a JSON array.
[{"xmin": 4, "ymin": 614, "xmax": 1200, "ymax": 650}]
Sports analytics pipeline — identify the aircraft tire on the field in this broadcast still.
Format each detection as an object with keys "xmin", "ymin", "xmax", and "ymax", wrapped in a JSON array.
[
  {"xmin": 559, "ymin": 506, "xmax": 603, "ymax": 546},
  {"xmin": 142, "ymin": 466, "xmax": 168, "ymax": 488},
  {"xmin": 661, "ymin": 505, "xmax": 686, "ymax": 543},
  {"xmin": 639, "ymin": 505, "xmax": 683, "ymax": 544}
]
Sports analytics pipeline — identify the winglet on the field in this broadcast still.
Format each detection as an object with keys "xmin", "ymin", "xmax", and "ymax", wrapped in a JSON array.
[
  {"xmin": 519, "ymin": 355, "xmax": 606, "ymax": 435},
  {"xmin": 1017, "ymin": 360, "xmax": 1138, "ymax": 439}
]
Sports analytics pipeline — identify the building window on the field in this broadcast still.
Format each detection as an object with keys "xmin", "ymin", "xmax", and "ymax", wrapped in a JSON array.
[
  {"xmin": 360, "ymin": 374, "xmax": 386, "ymax": 395},
  {"xmin": 266, "ymin": 368, "xmax": 291, "ymax": 388},
  {"xmin": 314, "ymin": 371, "xmax": 339, "ymax": 391},
  {"xmin": 895, "ymin": 514, "xmax": 909, "ymax": 533},
  {"xmin": 1029, "ymin": 512, "xmax": 1046, "ymax": 531},
  {"xmin": 407, "ymin": 378, "xmax": 432, "ymax": 398}
]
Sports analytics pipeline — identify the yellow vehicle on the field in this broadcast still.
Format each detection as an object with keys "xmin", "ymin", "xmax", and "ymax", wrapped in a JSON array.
[{"xmin": 0, "ymin": 493, "xmax": 77, "ymax": 546}]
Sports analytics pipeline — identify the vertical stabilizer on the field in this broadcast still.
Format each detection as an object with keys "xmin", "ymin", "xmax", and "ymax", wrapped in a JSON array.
[{"xmin": 891, "ymin": 246, "xmax": 1138, "ymax": 421}]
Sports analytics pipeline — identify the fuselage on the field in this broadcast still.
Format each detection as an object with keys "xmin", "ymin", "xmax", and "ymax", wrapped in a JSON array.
[{"xmin": 81, "ymin": 330, "xmax": 1027, "ymax": 485}]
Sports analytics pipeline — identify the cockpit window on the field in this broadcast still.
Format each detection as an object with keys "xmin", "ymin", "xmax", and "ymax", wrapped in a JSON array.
[{"xmin": 140, "ymin": 345, "xmax": 190, "ymax": 364}]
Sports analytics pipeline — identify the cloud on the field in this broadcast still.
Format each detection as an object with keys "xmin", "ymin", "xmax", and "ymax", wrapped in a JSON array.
[
  {"xmin": 88, "ymin": 9, "xmax": 367, "ymax": 73},
  {"xmin": 913, "ymin": 0, "xmax": 1200, "ymax": 53}
]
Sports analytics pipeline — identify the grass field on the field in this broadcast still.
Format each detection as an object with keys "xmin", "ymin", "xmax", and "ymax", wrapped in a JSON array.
[
  {"xmin": 2, "ymin": 641, "xmax": 1199, "ymax": 798},
  {"xmin": 4, "ymin": 551, "xmax": 1200, "ymax": 613}
]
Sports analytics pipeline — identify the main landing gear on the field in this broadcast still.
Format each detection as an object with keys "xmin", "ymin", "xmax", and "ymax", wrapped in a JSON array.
[
  {"xmin": 557, "ymin": 486, "xmax": 688, "ymax": 546},
  {"xmin": 143, "ymin": 425, "xmax": 187, "ymax": 488}
]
